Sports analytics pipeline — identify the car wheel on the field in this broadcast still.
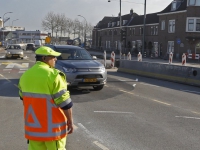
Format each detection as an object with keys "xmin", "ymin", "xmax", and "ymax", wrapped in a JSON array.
[
  {"xmin": 93, "ymin": 85, "xmax": 104, "ymax": 91},
  {"xmin": 21, "ymin": 57, "xmax": 24, "ymax": 59}
]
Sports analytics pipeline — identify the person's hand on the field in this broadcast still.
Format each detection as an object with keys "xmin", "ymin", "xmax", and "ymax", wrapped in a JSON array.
[{"xmin": 67, "ymin": 120, "xmax": 74, "ymax": 134}]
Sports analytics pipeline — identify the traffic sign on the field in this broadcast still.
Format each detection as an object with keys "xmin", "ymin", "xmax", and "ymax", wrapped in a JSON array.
[
  {"xmin": 45, "ymin": 37, "xmax": 51, "ymax": 44},
  {"xmin": 177, "ymin": 38, "xmax": 181, "ymax": 44}
]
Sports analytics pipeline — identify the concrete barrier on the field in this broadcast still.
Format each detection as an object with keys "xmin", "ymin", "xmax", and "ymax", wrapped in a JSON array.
[{"xmin": 118, "ymin": 60, "xmax": 200, "ymax": 87}]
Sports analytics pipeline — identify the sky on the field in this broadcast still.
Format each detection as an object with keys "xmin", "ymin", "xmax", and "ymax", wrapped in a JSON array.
[{"xmin": 0, "ymin": 0, "xmax": 173, "ymax": 31}]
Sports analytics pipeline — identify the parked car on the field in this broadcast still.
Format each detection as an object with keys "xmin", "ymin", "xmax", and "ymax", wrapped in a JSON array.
[
  {"xmin": 5, "ymin": 44, "xmax": 24, "ymax": 59},
  {"xmin": 46, "ymin": 45, "xmax": 107, "ymax": 90},
  {"xmin": 26, "ymin": 43, "xmax": 35, "ymax": 51}
]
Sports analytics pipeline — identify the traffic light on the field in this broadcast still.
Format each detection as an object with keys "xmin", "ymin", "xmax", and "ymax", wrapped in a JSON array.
[{"xmin": 120, "ymin": 28, "xmax": 126, "ymax": 41}]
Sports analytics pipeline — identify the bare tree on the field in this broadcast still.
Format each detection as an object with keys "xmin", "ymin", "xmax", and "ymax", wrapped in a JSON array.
[
  {"xmin": 42, "ymin": 11, "xmax": 57, "ymax": 37},
  {"xmin": 71, "ymin": 19, "xmax": 80, "ymax": 39}
]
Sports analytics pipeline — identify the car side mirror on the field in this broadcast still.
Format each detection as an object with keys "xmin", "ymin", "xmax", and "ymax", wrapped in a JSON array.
[{"xmin": 92, "ymin": 56, "xmax": 97, "ymax": 60}]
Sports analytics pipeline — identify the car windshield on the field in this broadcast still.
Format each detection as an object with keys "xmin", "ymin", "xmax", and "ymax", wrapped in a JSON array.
[
  {"xmin": 8, "ymin": 45, "xmax": 21, "ymax": 50},
  {"xmin": 56, "ymin": 48, "xmax": 92, "ymax": 60}
]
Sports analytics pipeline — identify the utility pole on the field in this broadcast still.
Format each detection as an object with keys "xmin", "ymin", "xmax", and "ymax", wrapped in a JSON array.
[{"xmin": 142, "ymin": 0, "xmax": 146, "ymax": 55}]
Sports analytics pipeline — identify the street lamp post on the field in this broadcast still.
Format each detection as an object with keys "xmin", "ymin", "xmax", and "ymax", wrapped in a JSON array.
[
  {"xmin": 78, "ymin": 15, "xmax": 87, "ymax": 48},
  {"xmin": 108, "ymin": 0, "xmax": 122, "ymax": 59},
  {"xmin": 2, "ymin": 12, "xmax": 13, "ymax": 45},
  {"xmin": 11, "ymin": 19, "xmax": 19, "ymax": 31},
  {"xmin": 142, "ymin": 0, "xmax": 146, "ymax": 55}
]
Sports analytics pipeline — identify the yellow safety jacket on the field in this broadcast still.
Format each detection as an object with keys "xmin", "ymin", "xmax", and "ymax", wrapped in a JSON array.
[{"xmin": 18, "ymin": 61, "xmax": 72, "ymax": 141}]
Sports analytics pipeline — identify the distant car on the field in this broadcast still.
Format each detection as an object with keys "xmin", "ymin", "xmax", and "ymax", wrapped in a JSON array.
[
  {"xmin": 26, "ymin": 43, "xmax": 35, "ymax": 51},
  {"xmin": 5, "ymin": 44, "xmax": 24, "ymax": 59},
  {"xmin": 66, "ymin": 40, "xmax": 74, "ymax": 45},
  {"xmin": 46, "ymin": 45, "xmax": 107, "ymax": 90}
]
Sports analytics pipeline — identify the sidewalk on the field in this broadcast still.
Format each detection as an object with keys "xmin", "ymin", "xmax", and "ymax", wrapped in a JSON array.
[{"xmin": 87, "ymin": 48, "xmax": 200, "ymax": 68}]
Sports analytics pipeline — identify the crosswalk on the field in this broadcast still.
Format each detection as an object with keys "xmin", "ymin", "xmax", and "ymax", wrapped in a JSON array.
[{"xmin": 1, "ymin": 63, "xmax": 29, "ymax": 74}]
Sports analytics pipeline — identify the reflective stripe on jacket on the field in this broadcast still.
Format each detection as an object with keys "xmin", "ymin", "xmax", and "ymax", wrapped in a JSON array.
[{"xmin": 19, "ymin": 61, "xmax": 71, "ymax": 141}]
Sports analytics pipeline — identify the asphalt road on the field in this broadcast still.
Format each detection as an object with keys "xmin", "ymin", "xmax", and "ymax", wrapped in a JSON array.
[{"xmin": 0, "ymin": 50, "xmax": 200, "ymax": 150}]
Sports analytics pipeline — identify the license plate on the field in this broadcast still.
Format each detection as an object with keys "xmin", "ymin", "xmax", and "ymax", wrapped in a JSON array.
[
  {"xmin": 12, "ymin": 54, "xmax": 19, "ymax": 56},
  {"xmin": 84, "ymin": 78, "xmax": 97, "ymax": 82}
]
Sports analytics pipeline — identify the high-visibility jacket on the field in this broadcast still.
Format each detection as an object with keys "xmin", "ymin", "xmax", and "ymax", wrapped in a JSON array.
[{"xmin": 18, "ymin": 61, "xmax": 72, "ymax": 141}]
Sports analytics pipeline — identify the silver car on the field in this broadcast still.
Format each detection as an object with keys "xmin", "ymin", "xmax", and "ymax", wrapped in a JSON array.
[
  {"xmin": 48, "ymin": 45, "xmax": 107, "ymax": 91},
  {"xmin": 5, "ymin": 44, "xmax": 24, "ymax": 59}
]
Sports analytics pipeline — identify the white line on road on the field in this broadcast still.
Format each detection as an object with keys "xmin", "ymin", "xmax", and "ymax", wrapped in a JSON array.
[
  {"xmin": 175, "ymin": 116, "xmax": 200, "ymax": 120},
  {"xmin": 3, "ymin": 69, "xmax": 11, "ymax": 71},
  {"xmin": 77, "ymin": 123, "xmax": 92, "ymax": 135},
  {"xmin": 140, "ymin": 83, "xmax": 160, "ymax": 88},
  {"xmin": 18, "ymin": 71, "xmax": 25, "ymax": 73},
  {"xmin": 5, "ymin": 63, "xmax": 15, "ymax": 68},
  {"xmin": 180, "ymin": 89, "xmax": 200, "ymax": 94},
  {"xmin": 94, "ymin": 111, "xmax": 134, "ymax": 114},
  {"xmin": 93, "ymin": 141, "xmax": 109, "ymax": 150},
  {"xmin": 152, "ymin": 99, "xmax": 171, "ymax": 106}
]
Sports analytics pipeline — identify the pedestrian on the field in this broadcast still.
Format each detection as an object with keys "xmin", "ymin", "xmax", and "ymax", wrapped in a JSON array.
[{"xmin": 18, "ymin": 46, "xmax": 73, "ymax": 150}]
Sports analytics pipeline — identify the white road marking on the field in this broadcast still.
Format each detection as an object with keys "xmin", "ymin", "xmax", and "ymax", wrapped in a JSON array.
[
  {"xmin": 140, "ymin": 83, "xmax": 160, "ymax": 87},
  {"xmin": 180, "ymin": 89, "xmax": 200, "ymax": 94},
  {"xmin": 152, "ymin": 99, "xmax": 171, "ymax": 106},
  {"xmin": 93, "ymin": 141, "xmax": 109, "ymax": 150},
  {"xmin": 18, "ymin": 71, "xmax": 25, "ymax": 73},
  {"xmin": 3, "ymin": 69, "xmax": 12, "ymax": 71},
  {"xmin": 94, "ymin": 111, "xmax": 134, "ymax": 114},
  {"xmin": 175, "ymin": 116, "xmax": 200, "ymax": 120},
  {"xmin": 5, "ymin": 63, "xmax": 15, "ymax": 68},
  {"xmin": 77, "ymin": 123, "xmax": 92, "ymax": 135},
  {"xmin": 20, "ymin": 69, "xmax": 28, "ymax": 70},
  {"xmin": 119, "ymin": 79, "xmax": 126, "ymax": 81},
  {"xmin": 133, "ymin": 84, "xmax": 136, "ymax": 87},
  {"xmin": 22, "ymin": 63, "xmax": 29, "ymax": 68}
]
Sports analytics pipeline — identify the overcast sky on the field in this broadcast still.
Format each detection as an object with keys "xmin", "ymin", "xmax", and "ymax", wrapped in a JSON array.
[{"xmin": 0, "ymin": 0, "xmax": 172, "ymax": 31}]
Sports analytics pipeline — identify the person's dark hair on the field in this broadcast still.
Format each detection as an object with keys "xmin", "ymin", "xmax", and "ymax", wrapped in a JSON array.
[{"xmin": 35, "ymin": 55, "xmax": 43, "ymax": 61}]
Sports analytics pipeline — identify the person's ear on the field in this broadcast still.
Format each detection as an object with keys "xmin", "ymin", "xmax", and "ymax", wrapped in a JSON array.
[{"xmin": 43, "ymin": 56, "xmax": 46, "ymax": 61}]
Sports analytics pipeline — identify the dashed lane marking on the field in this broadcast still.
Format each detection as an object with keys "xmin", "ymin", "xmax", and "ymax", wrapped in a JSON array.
[
  {"xmin": 93, "ymin": 141, "xmax": 109, "ymax": 150},
  {"xmin": 191, "ymin": 111, "xmax": 200, "ymax": 115},
  {"xmin": 119, "ymin": 90, "xmax": 171, "ymax": 106},
  {"xmin": 175, "ymin": 116, "xmax": 200, "ymax": 120},
  {"xmin": 94, "ymin": 111, "xmax": 134, "ymax": 114},
  {"xmin": 152, "ymin": 99, "xmax": 171, "ymax": 106},
  {"xmin": 77, "ymin": 123, "xmax": 92, "ymax": 135}
]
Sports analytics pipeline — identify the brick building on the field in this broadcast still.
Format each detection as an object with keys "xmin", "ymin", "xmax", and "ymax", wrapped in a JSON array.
[{"xmin": 92, "ymin": 0, "xmax": 200, "ymax": 59}]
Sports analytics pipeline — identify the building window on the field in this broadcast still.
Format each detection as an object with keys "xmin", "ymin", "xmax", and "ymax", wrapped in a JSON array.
[
  {"xmin": 132, "ymin": 28, "xmax": 135, "ymax": 35},
  {"xmin": 186, "ymin": 18, "xmax": 200, "ymax": 32},
  {"xmin": 168, "ymin": 20, "xmax": 175, "ymax": 33},
  {"xmin": 151, "ymin": 27, "xmax": 154, "ymax": 35},
  {"xmin": 167, "ymin": 41, "xmax": 174, "ymax": 53},
  {"xmin": 155, "ymin": 26, "xmax": 158, "ymax": 35},
  {"xmin": 161, "ymin": 20, "xmax": 165, "ymax": 30},
  {"xmin": 196, "ymin": 19, "xmax": 200, "ymax": 31},
  {"xmin": 188, "ymin": 0, "xmax": 200, "ymax": 6},
  {"xmin": 117, "ymin": 21, "xmax": 120, "ymax": 26},
  {"xmin": 140, "ymin": 27, "xmax": 143, "ymax": 35},
  {"xmin": 188, "ymin": 0, "xmax": 196, "ymax": 6},
  {"xmin": 188, "ymin": 19, "xmax": 194, "ymax": 31},
  {"xmin": 132, "ymin": 41, "xmax": 136, "ymax": 48},
  {"xmin": 171, "ymin": 1, "xmax": 177, "ymax": 10}
]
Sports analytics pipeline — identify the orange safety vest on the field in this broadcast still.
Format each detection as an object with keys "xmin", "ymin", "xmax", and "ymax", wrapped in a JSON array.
[
  {"xmin": 23, "ymin": 92, "xmax": 68, "ymax": 141},
  {"xmin": 19, "ymin": 62, "xmax": 70, "ymax": 141}
]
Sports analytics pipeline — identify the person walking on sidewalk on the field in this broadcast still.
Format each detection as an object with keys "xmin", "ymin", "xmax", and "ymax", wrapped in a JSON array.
[{"xmin": 18, "ymin": 46, "xmax": 73, "ymax": 150}]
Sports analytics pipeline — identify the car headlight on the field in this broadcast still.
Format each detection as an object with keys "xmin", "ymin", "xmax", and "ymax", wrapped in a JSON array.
[
  {"xmin": 99, "ymin": 67, "xmax": 105, "ymax": 72},
  {"xmin": 63, "ymin": 67, "xmax": 77, "ymax": 73},
  {"xmin": 20, "ymin": 52, "xmax": 23, "ymax": 54}
]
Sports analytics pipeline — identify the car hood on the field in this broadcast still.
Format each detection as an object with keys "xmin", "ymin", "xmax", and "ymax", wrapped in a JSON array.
[
  {"xmin": 57, "ymin": 60, "xmax": 103, "ymax": 68},
  {"xmin": 6, "ymin": 50, "xmax": 23, "ymax": 54}
]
